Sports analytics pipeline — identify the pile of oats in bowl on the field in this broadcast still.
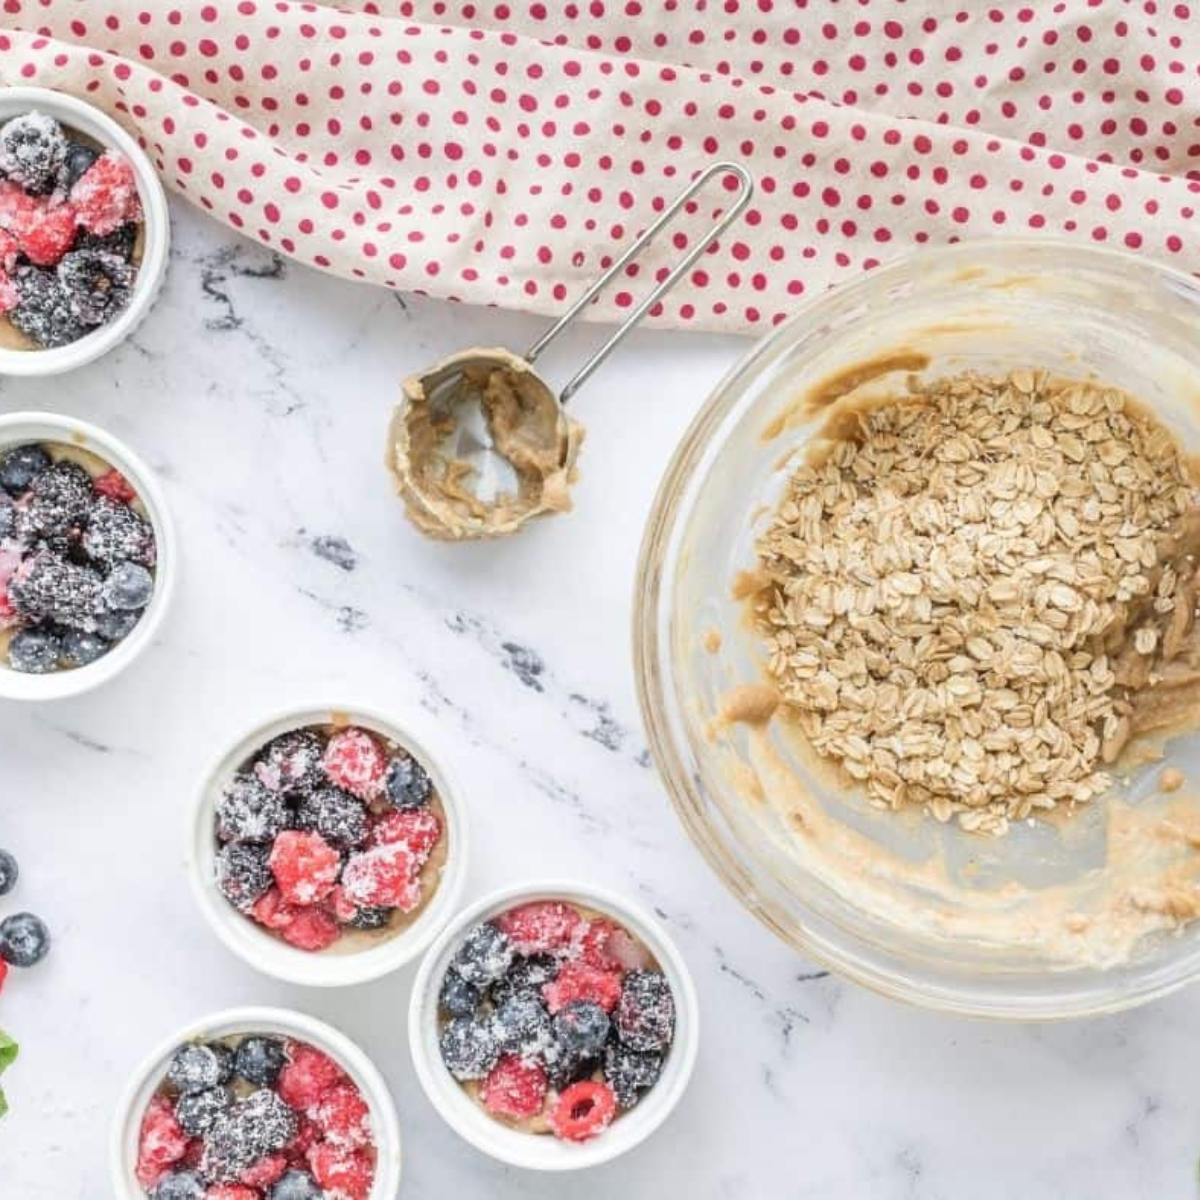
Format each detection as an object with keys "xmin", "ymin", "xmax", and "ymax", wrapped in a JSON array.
[{"xmin": 753, "ymin": 369, "xmax": 1200, "ymax": 836}]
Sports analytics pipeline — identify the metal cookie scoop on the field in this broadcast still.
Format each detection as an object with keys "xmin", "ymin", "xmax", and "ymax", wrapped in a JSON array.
[{"xmin": 387, "ymin": 161, "xmax": 755, "ymax": 541}]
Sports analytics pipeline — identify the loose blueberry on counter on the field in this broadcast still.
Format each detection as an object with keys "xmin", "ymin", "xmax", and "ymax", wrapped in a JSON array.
[
  {"xmin": 614, "ymin": 970, "xmax": 676, "ymax": 1053},
  {"xmin": 604, "ymin": 1041, "xmax": 664, "ymax": 1110},
  {"xmin": 270, "ymin": 1170, "xmax": 325, "ymax": 1200},
  {"xmin": 0, "ymin": 113, "xmax": 67, "ymax": 195},
  {"xmin": 59, "ymin": 627, "xmax": 110, "ymax": 668},
  {"xmin": 0, "ymin": 849, "xmax": 17, "ymax": 896},
  {"xmin": 0, "ymin": 444, "xmax": 50, "ymax": 495},
  {"xmin": 439, "ymin": 1015, "xmax": 501, "ymax": 1082},
  {"xmin": 216, "ymin": 776, "xmax": 289, "ymax": 845},
  {"xmin": 383, "ymin": 752, "xmax": 432, "ymax": 809},
  {"xmin": 215, "ymin": 843, "xmax": 273, "ymax": 912},
  {"xmin": 347, "ymin": 904, "xmax": 392, "ymax": 932},
  {"xmin": 451, "ymin": 921, "xmax": 514, "ymax": 987},
  {"xmin": 234, "ymin": 1036, "xmax": 287, "ymax": 1088},
  {"xmin": 174, "ymin": 1085, "xmax": 232, "ymax": 1137},
  {"xmin": 294, "ymin": 784, "xmax": 369, "ymax": 850},
  {"xmin": 0, "ymin": 911, "xmax": 50, "ymax": 967},
  {"xmin": 167, "ymin": 1043, "xmax": 234, "ymax": 1095},
  {"xmin": 552, "ymin": 1000, "xmax": 611, "ymax": 1061},
  {"xmin": 7, "ymin": 626, "xmax": 62, "ymax": 674},
  {"xmin": 151, "ymin": 1171, "xmax": 205, "ymax": 1200},
  {"xmin": 60, "ymin": 141, "xmax": 98, "ymax": 190},
  {"xmin": 438, "ymin": 968, "xmax": 482, "ymax": 1019},
  {"xmin": 493, "ymin": 991, "xmax": 553, "ymax": 1060}
]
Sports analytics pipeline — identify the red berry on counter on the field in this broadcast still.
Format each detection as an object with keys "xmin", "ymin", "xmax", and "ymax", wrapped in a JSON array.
[
  {"xmin": 480, "ymin": 1054, "xmax": 548, "ymax": 1120},
  {"xmin": 93, "ymin": 468, "xmax": 137, "ymax": 504},
  {"xmin": 368, "ymin": 808, "xmax": 441, "ymax": 864},
  {"xmin": 307, "ymin": 1142, "xmax": 374, "ymax": 1200},
  {"xmin": 341, "ymin": 842, "xmax": 420, "ymax": 911},
  {"xmin": 268, "ymin": 830, "xmax": 340, "ymax": 906},
  {"xmin": 134, "ymin": 1094, "xmax": 190, "ymax": 1188},
  {"xmin": 277, "ymin": 1043, "xmax": 347, "ymax": 1112},
  {"xmin": 323, "ymin": 727, "xmax": 388, "ymax": 801},
  {"xmin": 249, "ymin": 886, "xmax": 299, "ymax": 931},
  {"xmin": 239, "ymin": 1153, "xmax": 289, "ymax": 1188},
  {"xmin": 542, "ymin": 961, "xmax": 623, "ymax": 1014},
  {"xmin": 497, "ymin": 900, "xmax": 582, "ymax": 955},
  {"xmin": 279, "ymin": 905, "xmax": 340, "ymax": 952},
  {"xmin": 548, "ymin": 1080, "xmax": 617, "ymax": 1142},
  {"xmin": 70, "ymin": 150, "xmax": 141, "ymax": 236},
  {"xmin": 311, "ymin": 1082, "xmax": 371, "ymax": 1150}
]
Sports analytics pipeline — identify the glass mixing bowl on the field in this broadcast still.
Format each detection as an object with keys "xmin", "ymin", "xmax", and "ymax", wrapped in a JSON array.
[{"xmin": 635, "ymin": 240, "xmax": 1200, "ymax": 1019}]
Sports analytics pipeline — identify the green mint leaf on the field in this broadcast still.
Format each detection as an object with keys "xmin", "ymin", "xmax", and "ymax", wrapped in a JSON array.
[
  {"xmin": 0, "ymin": 1030, "xmax": 17, "ymax": 1075},
  {"xmin": 0, "ymin": 1084, "xmax": 7, "ymax": 1119}
]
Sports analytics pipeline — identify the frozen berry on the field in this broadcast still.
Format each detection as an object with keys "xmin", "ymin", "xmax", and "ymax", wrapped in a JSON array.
[
  {"xmin": 451, "ymin": 921, "xmax": 513, "ymax": 986},
  {"xmin": 323, "ymin": 883, "xmax": 359, "ymax": 924},
  {"xmin": 202, "ymin": 1089, "xmax": 297, "ymax": 1183},
  {"xmin": 83, "ymin": 497, "xmax": 155, "ymax": 569},
  {"xmin": 268, "ymin": 831, "xmax": 340, "ymax": 906},
  {"xmin": 61, "ymin": 141, "xmax": 99, "ymax": 190},
  {"xmin": 0, "ymin": 228, "xmax": 18, "ymax": 273},
  {"xmin": 615, "ymin": 970, "xmax": 675, "ymax": 1052},
  {"xmin": 70, "ymin": 150, "xmax": 142, "ymax": 235},
  {"xmin": 311, "ymin": 1082, "xmax": 371, "ymax": 1150},
  {"xmin": 367, "ymin": 808, "xmax": 440, "ymax": 863},
  {"xmin": 322, "ymin": 727, "xmax": 387, "ymax": 800},
  {"xmin": 60, "ymin": 627, "xmax": 110, "ymax": 667},
  {"xmin": 0, "ymin": 849, "xmax": 16, "ymax": 895},
  {"xmin": 217, "ymin": 775, "xmax": 289, "ymax": 844},
  {"xmin": 216, "ymin": 842, "xmax": 273, "ymax": 912},
  {"xmin": 493, "ymin": 991, "xmax": 553, "ymax": 1060},
  {"xmin": 136, "ymin": 1095, "xmax": 190, "ymax": 1189},
  {"xmin": 234, "ymin": 1036, "xmax": 287, "ymax": 1088},
  {"xmin": 92, "ymin": 467, "xmax": 137, "ymax": 504},
  {"xmin": 7, "ymin": 626, "xmax": 61, "ymax": 673},
  {"xmin": 546, "ymin": 1046, "xmax": 599, "ymax": 1093},
  {"xmin": 250, "ymin": 887, "xmax": 298, "ymax": 930},
  {"xmin": 548, "ymin": 1079, "xmax": 617, "ymax": 1143},
  {"xmin": 94, "ymin": 605, "xmax": 139, "ymax": 640},
  {"xmin": 542, "ymin": 961, "xmax": 623, "ymax": 1015},
  {"xmin": 100, "ymin": 560, "xmax": 155, "ymax": 611},
  {"xmin": 480, "ymin": 1054, "xmax": 548, "ymax": 1121},
  {"xmin": 0, "ymin": 493, "xmax": 14, "ymax": 539},
  {"xmin": 239, "ymin": 1153, "xmax": 289, "ymax": 1189},
  {"xmin": 279, "ymin": 906, "xmax": 340, "ymax": 952},
  {"xmin": 294, "ymin": 785, "xmax": 368, "ymax": 850},
  {"xmin": 491, "ymin": 952, "xmax": 560, "ymax": 1008},
  {"xmin": 552, "ymin": 1000, "xmax": 610, "ymax": 1060},
  {"xmin": 152, "ymin": 1170, "xmax": 205, "ymax": 1199},
  {"xmin": 439, "ymin": 1015, "xmax": 500, "ymax": 1081},
  {"xmin": 9, "ymin": 199, "xmax": 78, "ymax": 267},
  {"xmin": 58, "ymin": 247, "xmax": 133, "ymax": 325},
  {"xmin": 0, "ymin": 443, "xmax": 50, "ymax": 494},
  {"xmin": 284, "ymin": 1115, "xmax": 319, "ymax": 1164},
  {"xmin": 9, "ymin": 263, "xmax": 87, "ymax": 347},
  {"xmin": 0, "ymin": 911, "xmax": 50, "ymax": 967},
  {"xmin": 0, "ymin": 113, "xmax": 66, "ymax": 194},
  {"xmin": 28, "ymin": 461, "xmax": 92, "ymax": 537},
  {"xmin": 206, "ymin": 1188, "xmax": 258, "ymax": 1200},
  {"xmin": 383, "ymin": 751, "xmax": 432, "ymax": 809},
  {"xmin": 175, "ymin": 1086, "xmax": 233, "ymax": 1137},
  {"xmin": 578, "ymin": 918, "xmax": 651, "ymax": 972},
  {"xmin": 9, "ymin": 553, "xmax": 103, "ymax": 628},
  {"xmin": 438, "ymin": 969, "xmax": 482, "ymax": 1018},
  {"xmin": 270, "ymin": 1170, "xmax": 323, "ymax": 1200},
  {"xmin": 603, "ymin": 1041, "xmax": 664, "ymax": 1110},
  {"xmin": 496, "ymin": 900, "xmax": 582, "ymax": 955},
  {"xmin": 76, "ymin": 220, "xmax": 138, "ymax": 260},
  {"xmin": 277, "ymin": 1043, "xmax": 346, "ymax": 1112},
  {"xmin": 307, "ymin": 1143, "xmax": 373, "ymax": 1200},
  {"xmin": 0, "ymin": 268, "xmax": 15, "ymax": 315},
  {"xmin": 255, "ymin": 729, "xmax": 324, "ymax": 794},
  {"xmin": 346, "ymin": 904, "xmax": 392, "ymax": 932},
  {"xmin": 167, "ymin": 1043, "xmax": 234, "ymax": 1095},
  {"xmin": 341, "ymin": 842, "xmax": 420, "ymax": 910}
]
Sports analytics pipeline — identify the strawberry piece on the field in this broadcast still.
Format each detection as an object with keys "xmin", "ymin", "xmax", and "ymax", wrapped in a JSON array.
[
  {"xmin": 239, "ymin": 1153, "xmax": 288, "ymax": 1188},
  {"xmin": 307, "ymin": 1142, "xmax": 374, "ymax": 1200},
  {"xmin": 70, "ymin": 150, "xmax": 141, "ymax": 236},
  {"xmin": 368, "ymin": 808, "xmax": 441, "ymax": 864},
  {"xmin": 323, "ymin": 727, "xmax": 388, "ymax": 801},
  {"xmin": 249, "ymin": 886, "xmax": 299, "ymax": 931},
  {"xmin": 341, "ymin": 842, "xmax": 420, "ymax": 911},
  {"xmin": 542, "ymin": 961, "xmax": 623, "ymax": 1014},
  {"xmin": 480, "ymin": 1054, "xmax": 548, "ymax": 1121},
  {"xmin": 548, "ymin": 1080, "xmax": 617, "ymax": 1142},
  {"xmin": 277, "ymin": 1043, "xmax": 347, "ymax": 1112},
  {"xmin": 93, "ymin": 468, "xmax": 137, "ymax": 504},
  {"xmin": 205, "ymin": 1187, "xmax": 258, "ymax": 1200},
  {"xmin": 285, "ymin": 1115, "xmax": 320, "ymax": 1164},
  {"xmin": 8, "ymin": 197, "xmax": 77, "ymax": 266},
  {"xmin": 279, "ymin": 905, "xmax": 340, "ymax": 952},
  {"xmin": 497, "ymin": 901, "xmax": 582, "ymax": 955},
  {"xmin": 0, "ymin": 229, "xmax": 18, "ymax": 273},
  {"xmin": 311, "ymin": 1082, "xmax": 371, "ymax": 1150},
  {"xmin": 134, "ymin": 1094, "xmax": 189, "ymax": 1188},
  {"xmin": 268, "ymin": 830, "xmax": 340, "ymax": 906}
]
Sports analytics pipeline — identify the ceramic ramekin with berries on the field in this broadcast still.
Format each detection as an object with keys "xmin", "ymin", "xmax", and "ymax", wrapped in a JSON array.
[
  {"xmin": 0, "ymin": 411, "xmax": 176, "ymax": 701},
  {"xmin": 0, "ymin": 86, "xmax": 169, "ymax": 376},
  {"xmin": 110, "ymin": 1005, "xmax": 402, "ymax": 1199},
  {"xmin": 409, "ymin": 880, "xmax": 699, "ymax": 1171},
  {"xmin": 188, "ymin": 704, "xmax": 468, "ymax": 987}
]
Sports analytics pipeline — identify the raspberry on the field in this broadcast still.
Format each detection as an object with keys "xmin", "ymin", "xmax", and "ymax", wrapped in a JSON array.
[
  {"xmin": 497, "ymin": 901, "xmax": 582, "ymax": 954},
  {"xmin": 579, "ymin": 918, "xmax": 652, "ymax": 972},
  {"xmin": 542, "ymin": 961, "xmax": 623, "ymax": 1014},
  {"xmin": 70, "ymin": 150, "xmax": 142, "ymax": 236},
  {"xmin": 249, "ymin": 887, "xmax": 299, "ymax": 931},
  {"xmin": 341, "ymin": 842, "xmax": 420, "ymax": 911},
  {"xmin": 307, "ymin": 1143, "xmax": 374, "ymax": 1200},
  {"xmin": 205, "ymin": 1188, "xmax": 258, "ymax": 1200},
  {"xmin": 480, "ymin": 1054, "xmax": 548, "ymax": 1121},
  {"xmin": 268, "ymin": 831, "xmax": 340, "ymax": 906},
  {"xmin": 0, "ymin": 269, "xmax": 15, "ymax": 314},
  {"xmin": 239, "ymin": 1153, "xmax": 288, "ymax": 1188},
  {"xmin": 135, "ymin": 1094, "xmax": 190, "ymax": 1188},
  {"xmin": 0, "ymin": 229, "xmax": 15, "ymax": 273},
  {"xmin": 323, "ymin": 884, "xmax": 358, "ymax": 925},
  {"xmin": 311, "ymin": 1083, "xmax": 371, "ymax": 1150},
  {"xmin": 548, "ymin": 1080, "xmax": 617, "ymax": 1142},
  {"xmin": 7, "ymin": 197, "xmax": 77, "ymax": 267},
  {"xmin": 285, "ymin": 1115, "xmax": 320, "ymax": 1163},
  {"xmin": 322, "ymin": 727, "xmax": 387, "ymax": 800},
  {"xmin": 92, "ymin": 467, "xmax": 137, "ymax": 504},
  {"xmin": 368, "ymin": 808, "xmax": 441, "ymax": 863},
  {"xmin": 180, "ymin": 1138, "xmax": 205, "ymax": 1170},
  {"xmin": 277, "ymin": 1043, "xmax": 347, "ymax": 1112},
  {"xmin": 279, "ymin": 906, "xmax": 340, "ymax": 952}
]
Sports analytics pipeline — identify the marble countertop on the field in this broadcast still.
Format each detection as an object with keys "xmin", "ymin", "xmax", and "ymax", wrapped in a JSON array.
[{"xmin": 2, "ymin": 205, "xmax": 1199, "ymax": 1200}]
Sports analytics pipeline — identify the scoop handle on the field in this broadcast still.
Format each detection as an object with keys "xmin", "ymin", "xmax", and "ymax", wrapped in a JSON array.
[{"xmin": 523, "ymin": 161, "xmax": 755, "ymax": 405}]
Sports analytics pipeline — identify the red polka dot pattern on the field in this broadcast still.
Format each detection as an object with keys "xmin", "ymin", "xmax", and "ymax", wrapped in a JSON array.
[{"xmin": 2, "ymin": 1, "xmax": 1198, "ymax": 332}]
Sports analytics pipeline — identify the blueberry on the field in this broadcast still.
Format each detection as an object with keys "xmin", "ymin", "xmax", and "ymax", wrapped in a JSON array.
[
  {"xmin": 254, "ymin": 729, "xmax": 325, "ymax": 794},
  {"xmin": 347, "ymin": 904, "xmax": 392, "ymax": 932},
  {"xmin": 438, "ymin": 969, "xmax": 482, "ymax": 1018},
  {"xmin": 8, "ymin": 552, "xmax": 103, "ymax": 629},
  {"xmin": 450, "ymin": 921, "xmax": 513, "ymax": 987},
  {"xmin": 0, "ymin": 850, "xmax": 17, "ymax": 896},
  {"xmin": 7, "ymin": 626, "xmax": 61, "ymax": 674},
  {"xmin": 167, "ymin": 1042, "xmax": 233, "ymax": 1095},
  {"xmin": 74, "ymin": 222, "xmax": 137, "ymax": 260},
  {"xmin": 175, "ymin": 1085, "xmax": 232, "ymax": 1136},
  {"xmin": 60, "ymin": 627, "xmax": 110, "ymax": 668},
  {"xmin": 152, "ymin": 1172, "xmax": 205, "ymax": 1200},
  {"xmin": 61, "ymin": 141, "xmax": 98, "ymax": 190},
  {"xmin": 270, "ymin": 1171, "xmax": 325, "ymax": 1200},
  {"xmin": 615, "ymin": 970, "xmax": 675, "ymax": 1053},
  {"xmin": 0, "ymin": 912, "xmax": 49, "ymax": 967},
  {"xmin": 493, "ymin": 991, "xmax": 552, "ymax": 1060},
  {"xmin": 489, "ymin": 952, "xmax": 558, "ymax": 1007},
  {"xmin": 383, "ymin": 752, "xmax": 433, "ymax": 809},
  {"xmin": 294, "ymin": 785, "xmax": 368, "ymax": 850},
  {"xmin": 93, "ymin": 605, "xmax": 140, "ymax": 641},
  {"xmin": 438, "ymin": 1014, "xmax": 500, "ymax": 1082},
  {"xmin": 201, "ymin": 1089, "xmax": 297, "ymax": 1182},
  {"xmin": 215, "ymin": 842, "xmax": 272, "ymax": 912},
  {"xmin": 0, "ymin": 112, "xmax": 66, "ymax": 194},
  {"xmin": 603, "ymin": 1041, "xmax": 664, "ymax": 1110},
  {"xmin": 0, "ymin": 443, "xmax": 51, "ymax": 495},
  {"xmin": 552, "ymin": 1001, "xmax": 610, "ymax": 1060},
  {"xmin": 83, "ymin": 500, "xmax": 155, "ymax": 571},
  {"xmin": 233, "ymin": 1035, "xmax": 287, "ymax": 1088},
  {"xmin": 57, "ymin": 248, "xmax": 134, "ymax": 327},
  {"xmin": 216, "ymin": 775, "xmax": 289, "ymax": 844}
]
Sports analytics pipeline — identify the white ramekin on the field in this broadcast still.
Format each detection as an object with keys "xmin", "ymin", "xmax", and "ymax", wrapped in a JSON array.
[
  {"xmin": 409, "ymin": 879, "xmax": 699, "ymax": 1171},
  {"xmin": 189, "ymin": 704, "xmax": 469, "ymax": 987},
  {"xmin": 109, "ymin": 1005, "xmax": 402, "ymax": 1199},
  {"xmin": 0, "ymin": 411, "xmax": 176, "ymax": 701},
  {"xmin": 0, "ymin": 86, "xmax": 169, "ymax": 376}
]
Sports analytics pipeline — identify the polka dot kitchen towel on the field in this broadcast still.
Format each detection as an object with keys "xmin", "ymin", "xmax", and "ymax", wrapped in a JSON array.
[{"xmin": 1, "ymin": 1, "xmax": 1198, "ymax": 334}]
